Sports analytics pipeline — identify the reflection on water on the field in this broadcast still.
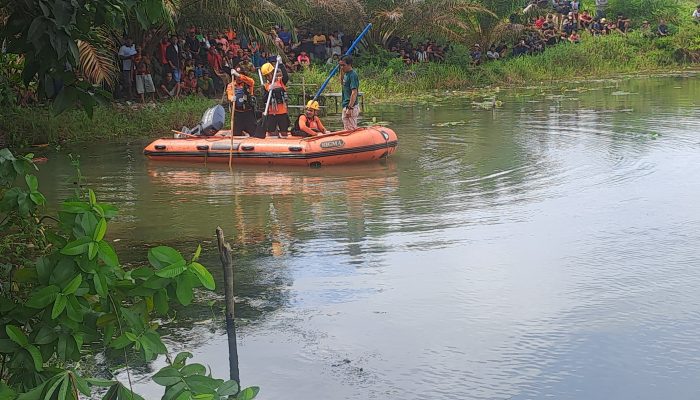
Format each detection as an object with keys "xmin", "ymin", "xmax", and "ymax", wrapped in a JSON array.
[{"xmin": 36, "ymin": 74, "xmax": 700, "ymax": 400}]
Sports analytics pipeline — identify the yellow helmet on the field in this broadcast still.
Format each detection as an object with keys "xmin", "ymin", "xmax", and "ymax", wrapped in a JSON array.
[
  {"xmin": 260, "ymin": 63, "xmax": 274, "ymax": 76},
  {"xmin": 305, "ymin": 100, "xmax": 320, "ymax": 111}
]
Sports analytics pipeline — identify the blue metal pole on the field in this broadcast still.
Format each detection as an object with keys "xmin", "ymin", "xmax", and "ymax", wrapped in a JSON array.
[{"xmin": 313, "ymin": 23, "xmax": 372, "ymax": 101}]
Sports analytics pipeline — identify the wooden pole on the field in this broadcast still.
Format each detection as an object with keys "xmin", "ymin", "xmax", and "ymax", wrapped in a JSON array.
[{"xmin": 216, "ymin": 226, "xmax": 240, "ymax": 387}]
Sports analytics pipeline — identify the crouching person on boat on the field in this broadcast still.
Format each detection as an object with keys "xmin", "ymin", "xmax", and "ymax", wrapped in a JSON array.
[
  {"xmin": 261, "ymin": 56, "xmax": 290, "ymax": 138},
  {"xmin": 226, "ymin": 67, "xmax": 257, "ymax": 136},
  {"xmin": 293, "ymin": 100, "xmax": 330, "ymax": 137}
]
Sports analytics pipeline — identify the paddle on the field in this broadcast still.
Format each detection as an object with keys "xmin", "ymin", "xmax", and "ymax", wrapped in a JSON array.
[
  {"xmin": 254, "ymin": 57, "xmax": 281, "ymax": 138},
  {"xmin": 311, "ymin": 23, "xmax": 372, "ymax": 102}
]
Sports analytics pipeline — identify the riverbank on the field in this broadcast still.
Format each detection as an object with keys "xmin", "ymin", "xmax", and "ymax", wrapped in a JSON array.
[{"xmin": 1, "ymin": 30, "xmax": 698, "ymax": 147}]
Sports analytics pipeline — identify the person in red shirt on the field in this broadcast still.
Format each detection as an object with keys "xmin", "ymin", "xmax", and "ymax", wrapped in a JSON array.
[{"xmin": 535, "ymin": 15, "xmax": 545, "ymax": 29}]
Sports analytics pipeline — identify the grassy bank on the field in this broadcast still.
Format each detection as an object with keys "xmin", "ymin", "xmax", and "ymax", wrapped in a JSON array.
[
  {"xmin": 295, "ymin": 26, "xmax": 700, "ymax": 101},
  {"xmin": 2, "ymin": 25, "xmax": 699, "ymax": 147}
]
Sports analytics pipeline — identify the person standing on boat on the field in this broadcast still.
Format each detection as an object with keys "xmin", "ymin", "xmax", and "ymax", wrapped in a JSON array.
[
  {"xmin": 261, "ymin": 56, "xmax": 290, "ymax": 137},
  {"xmin": 226, "ymin": 67, "xmax": 257, "ymax": 136},
  {"xmin": 292, "ymin": 100, "xmax": 330, "ymax": 137},
  {"xmin": 339, "ymin": 55, "xmax": 359, "ymax": 131}
]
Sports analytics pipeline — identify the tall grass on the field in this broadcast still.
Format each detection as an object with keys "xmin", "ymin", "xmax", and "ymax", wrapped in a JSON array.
[{"xmin": 1, "ymin": 96, "xmax": 219, "ymax": 146}]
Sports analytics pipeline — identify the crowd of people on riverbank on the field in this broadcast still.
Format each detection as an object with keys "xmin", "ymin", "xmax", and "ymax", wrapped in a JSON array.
[
  {"xmin": 117, "ymin": 25, "xmax": 362, "ymax": 136},
  {"xmin": 468, "ymin": 1, "xmax": 682, "ymax": 65}
]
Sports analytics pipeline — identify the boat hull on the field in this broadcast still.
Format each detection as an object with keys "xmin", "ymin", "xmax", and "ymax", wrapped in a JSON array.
[{"xmin": 143, "ymin": 126, "xmax": 398, "ymax": 167}]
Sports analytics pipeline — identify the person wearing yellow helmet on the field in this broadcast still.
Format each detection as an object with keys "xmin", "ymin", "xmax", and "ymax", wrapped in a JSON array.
[
  {"xmin": 292, "ymin": 100, "xmax": 330, "ymax": 137},
  {"xmin": 260, "ymin": 56, "xmax": 290, "ymax": 138}
]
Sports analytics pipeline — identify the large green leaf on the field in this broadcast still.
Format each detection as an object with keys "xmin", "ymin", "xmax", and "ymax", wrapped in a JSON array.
[
  {"xmin": 26, "ymin": 285, "xmax": 60, "ymax": 308},
  {"xmin": 217, "ymin": 380, "xmax": 240, "ymax": 397},
  {"xmin": 180, "ymin": 363, "xmax": 207, "ymax": 377},
  {"xmin": 62, "ymin": 274, "xmax": 82, "ymax": 295},
  {"xmin": 25, "ymin": 174, "xmax": 38, "ymax": 192},
  {"xmin": 94, "ymin": 272, "xmax": 108, "ymax": 297},
  {"xmin": 25, "ymin": 344, "xmax": 44, "ymax": 371},
  {"xmin": 155, "ymin": 260, "xmax": 187, "ymax": 278},
  {"xmin": 94, "ymin": 218, "xmax": 107, "ymax": 241},
  {"xmin": 6, "ymin": 325, "xmax": 29, "ymax": 347},
  {"xmin": 61, "ymin": 201, "xmax": 91, "ymax": 214},
  {"xmin": 175, "ymin": 273, "xmax": 196, "ymax": 306},
  {"xmin": 98, "ymin": 240, "xmax": 119, "ymax": 267},
  {"xmin": 152, "ymin": 367, "xmax": 182, "ymax": 387},
  {"xmin": 52, "ymin": 293, "xmax": 68, "ymax": 318},
  {"xmin": 66, "ymin": 295, "xmax": 84, "ymax": 322},
  {"xmin": 148, "ymin": 246, "xmax": 185, "ymax": 269},
  {"xmin": 183, "ymin": 375, "xmax": 219, "ymax": 395},
  {"xmin": 173, "ymin": 352, "xmax": 193, "ymax": 367},
  {"xmin": 236, "ymin": 386, "xmax": 260, "ymax": 400},
  {"xmin": 190, "ymin": 262, "xmax": 215, "ymax": 290},
  {"xmin": 34, "ymin": 326, "xmax": 58, "ymax": 345},
  {"xmin": 61, "ymin": 236, "xmax": 92, "ymax": 256}
]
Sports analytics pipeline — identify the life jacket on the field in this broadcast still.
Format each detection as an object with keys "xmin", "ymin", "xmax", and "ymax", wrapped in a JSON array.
[
  {"xmin": 234, "ymin": 84, "xmax": 255, "ymax": 112},
  {"xmin": 293, "ymin": 113, "xmax": 319, "ymax": 133},
  {"xmin": 264, "ymin": 78, "xmax": 288, "ymax": 115}
]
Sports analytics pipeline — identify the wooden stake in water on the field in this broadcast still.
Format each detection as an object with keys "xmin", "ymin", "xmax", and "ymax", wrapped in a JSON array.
[{"xmin": 216, "ymin": 227, "xmax": 240, "ymax": 387}]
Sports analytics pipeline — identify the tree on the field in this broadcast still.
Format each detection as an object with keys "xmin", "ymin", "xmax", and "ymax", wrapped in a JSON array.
[{"xmin": 0, "ymin": 0, "xmax": 172, "ymax": 115}]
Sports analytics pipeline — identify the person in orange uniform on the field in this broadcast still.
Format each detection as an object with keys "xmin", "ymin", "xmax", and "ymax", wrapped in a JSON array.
[
  {"xmin": 293, "ymin": 100, "xmax": 330, "ymax": 137},
  {"xmin": 260, "ymin": 56, "xmax": 290, "ymax": 137},
  {"xmin": 226, "ymin": 68, "xmax": 257, "ymax": 136}
]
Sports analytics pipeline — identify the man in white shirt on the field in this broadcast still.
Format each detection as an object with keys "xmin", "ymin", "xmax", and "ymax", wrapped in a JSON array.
[
  {"xmin": 118, "ymin": 37, "xmax": 137, "ymax": 100},
  {"xmin": 693, "ymin": 5, "xmax": 700, "ymax": 23}
]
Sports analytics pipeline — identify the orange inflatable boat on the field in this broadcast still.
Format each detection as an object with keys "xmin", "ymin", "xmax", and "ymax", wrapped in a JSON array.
[{"xmin": 143, "ymin": 127, "xmax": 398, "ymax": 167}]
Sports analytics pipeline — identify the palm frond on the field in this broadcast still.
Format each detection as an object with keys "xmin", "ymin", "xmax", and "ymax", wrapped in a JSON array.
[{"xmin": 77, "ymin": 33, "xmax": 118, "ymax": 87}]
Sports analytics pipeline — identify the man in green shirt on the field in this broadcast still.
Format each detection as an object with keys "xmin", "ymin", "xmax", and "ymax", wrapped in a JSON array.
[{"xmin": 339, "ymin": 55, "xmax": 359, "ymax": 130}]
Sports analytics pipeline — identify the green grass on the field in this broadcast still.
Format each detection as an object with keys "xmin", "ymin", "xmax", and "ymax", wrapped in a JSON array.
[{"xmin": 0, "ymin": 96, "xmax": 220, "ymax": 147}]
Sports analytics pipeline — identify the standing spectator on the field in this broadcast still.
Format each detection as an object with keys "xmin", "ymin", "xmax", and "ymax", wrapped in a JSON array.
[
  {"xmin": 329, "ymin": 33, "xmax": 342, "ymax": 57},
  {"xmin": 657, "ymin": 19, "xmax": 669, "ymax": 36},
  {"xmin": 159, "ymin": 37, "xmax": 169, "ymax": 70},
  {"xmin": 339, "ymin": 55, "xmax": 360, "ymax": 131},
  {"xmin": 135, "ymin": 58, "xmax": 155, "ymax": 103},
  {"xmin": 693, "ymin": 5, "xmax": 700, "ymax": 23},
  {"xmin": 312, "ymin": 31, "xmax": 327, "ymax": 60},
  {"xmin": 165, "ymin": 35, "xmax": 181, "ymax": 82},
  {"xmin": 118, "ymin": 37, "xmax": 137, "ymax": 100}
]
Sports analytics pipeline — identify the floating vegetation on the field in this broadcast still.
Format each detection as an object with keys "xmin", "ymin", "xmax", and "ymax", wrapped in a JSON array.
[{"xmin": 432, "ymin": 121, "xmax": 468, "ymax": 127}]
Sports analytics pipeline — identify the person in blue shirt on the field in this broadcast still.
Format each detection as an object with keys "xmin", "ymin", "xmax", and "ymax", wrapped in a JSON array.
[{"xmin": 277, "ymin": 27, "xmax": 291, "ymax": 47}]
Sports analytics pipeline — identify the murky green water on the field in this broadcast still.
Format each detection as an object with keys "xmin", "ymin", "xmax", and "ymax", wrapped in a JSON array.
[{"xmin": 37, "ymin": 74, "xmax": 700, "ymax": 399}]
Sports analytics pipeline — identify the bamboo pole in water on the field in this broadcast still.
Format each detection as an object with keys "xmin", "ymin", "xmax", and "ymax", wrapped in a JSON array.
[{"xmin": 216, "ymin": 227, "xmax": 240, "ymax": 388}]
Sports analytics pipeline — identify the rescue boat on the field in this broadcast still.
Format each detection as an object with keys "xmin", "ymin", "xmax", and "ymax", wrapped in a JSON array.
[{"xmin": 143, "ymin": 126, "xmax": 398, "ymax": 167}]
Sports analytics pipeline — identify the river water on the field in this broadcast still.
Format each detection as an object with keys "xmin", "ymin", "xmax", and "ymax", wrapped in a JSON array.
[{"xmin": 37, "ymin": 74, "xmax": 700, "ymax": 399}]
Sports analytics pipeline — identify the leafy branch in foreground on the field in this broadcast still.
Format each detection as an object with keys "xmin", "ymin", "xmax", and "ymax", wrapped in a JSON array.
[{"xmin": 0, "ymin": 149, "xmax": 257, "ymax": 400}]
